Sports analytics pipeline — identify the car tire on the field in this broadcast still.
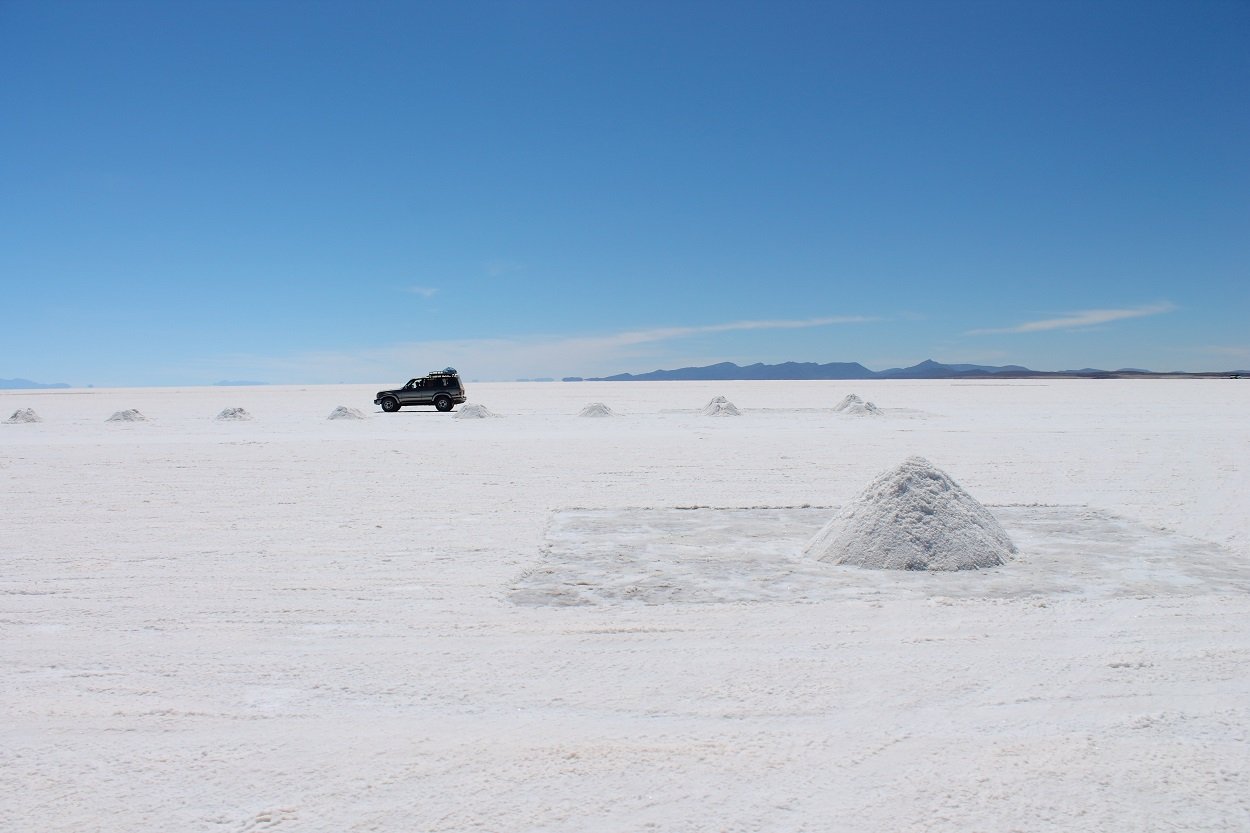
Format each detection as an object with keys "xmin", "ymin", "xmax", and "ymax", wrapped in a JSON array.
[
  {"xmin": 434, "ymin": 395, "xmax": 453, "ymax": 412},
  {"xmin": 380, "ymin": 397, "xmax": 400, "ymax": 413}
]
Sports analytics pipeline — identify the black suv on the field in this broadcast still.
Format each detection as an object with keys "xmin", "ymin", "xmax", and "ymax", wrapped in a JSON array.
[{"xmin": 374, "ymin": 369, "xmax": 468, "ymax": 412}]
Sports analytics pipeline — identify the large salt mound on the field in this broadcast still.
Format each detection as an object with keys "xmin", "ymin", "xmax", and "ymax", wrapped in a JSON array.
[
  {"xmin": 4, "ymin": 408, "xmax": 41, "ymax": 424},
  {"xmin": 833, "ymin": 393, "xmax": 864, "ymax": 412},
  {"xmin": 702, "ymin": 396, "xmax": 741, "ymax": 416},
  {"xmin": 106, "ymin": 409, "xmax": 147, "ymax": 422},
  {"xmin": 327, "ymin": 405, "xmax": 366, "ymax": 420},
  {"xmin": 803, "ymin": 456, "xmax": 1016, "ymax": 571},
  {"xmin": 454, "ymin": 404, "xmax": 498, "ymax": 419},
  {"xmin": 578, "ymin": 403, "xmax": 617, "ymax": 417},
  {"xmin": 215, "ymin": 407, "xmax": 253, "ymax": 421}
]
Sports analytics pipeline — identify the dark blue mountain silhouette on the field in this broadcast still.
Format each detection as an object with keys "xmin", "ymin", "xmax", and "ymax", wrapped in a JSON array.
[
  {"xmin": 589, "ymin": 359, "xmax": 1245, "ymax": 381},
  {"xmin": 0, "ymin": 377, "xmax": 70, "ymax": 389}
]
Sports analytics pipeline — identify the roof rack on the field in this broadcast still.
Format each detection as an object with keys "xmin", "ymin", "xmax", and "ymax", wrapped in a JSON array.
[{"xmin": 427, "ymin": 367, "xmax": 459, "ymax": 376}]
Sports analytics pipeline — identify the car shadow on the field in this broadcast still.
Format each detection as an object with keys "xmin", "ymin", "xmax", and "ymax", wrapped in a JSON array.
[{"xmin": 375, "ymin": 409, "xmax": 458, "ymax": 416}]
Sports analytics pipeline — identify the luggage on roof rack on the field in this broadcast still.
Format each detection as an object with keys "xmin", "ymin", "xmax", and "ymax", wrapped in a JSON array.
[{"xmin": 375, "ymin": 370, "xmax": 468, "ymax": 412}]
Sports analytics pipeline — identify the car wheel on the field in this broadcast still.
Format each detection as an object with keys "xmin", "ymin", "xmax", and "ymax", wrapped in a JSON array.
[
  {"xmin": 380, "ymin": 397, "xmax": 400, "ymax": 413},
  {"xmin": 434, "ymin": 395, "xmax": 453, "ymax": 412}
]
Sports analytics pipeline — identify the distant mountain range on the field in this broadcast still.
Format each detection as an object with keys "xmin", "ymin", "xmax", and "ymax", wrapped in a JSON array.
[
  {"xmin": 0, "ymin": 377, "xmax": 70, "ymax": 389},
  {"xmin": 590, "ymin": 359, "xmax": 1245, "ymax": 381}
]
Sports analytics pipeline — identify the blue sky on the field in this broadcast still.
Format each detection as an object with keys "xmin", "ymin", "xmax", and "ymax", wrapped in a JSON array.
[{"xmin": 2, "ymin": 0, "xmax": 1247, "ymax": 385}]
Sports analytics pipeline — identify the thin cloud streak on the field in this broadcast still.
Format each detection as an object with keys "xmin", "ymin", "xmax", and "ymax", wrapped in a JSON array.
[
  {"xmin": 602, "ymin": 316, "xmax": 878, "ymax": 348},
  {"xmin": 205, "ymin": 315, "xmax": 876, "ymax": 383},
  {"xmin": 1191, "ymin": 344, "xmax": 1250, "ymax": 360},
  {"xmin": 404, "ymin": 286, "xmax": 439, "ymax": 298},
  {"xmin": 967, "ymin": 302, "xmax": 1176, "ymax": 335}
]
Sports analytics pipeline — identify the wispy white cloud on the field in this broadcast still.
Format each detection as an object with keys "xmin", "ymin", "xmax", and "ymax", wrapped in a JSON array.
[
  {"xmin": 404, "ymin": 286, "xmax": 439, "ymax": 298},
  {"xmin": 967, "ymin": 302, "xmax": 1176, "ymax": 336},
  {"xmin": 593, "ymin": 316, "xmax": 878, "ymax": 348},
  {"xmin": 1190, "ymin": 344, "xmax": 1250, "ymax": 360},
  {"xmin": 203, "ymin": 315, "xmax": 876, "ymax": 383},
  {"xmin": 484, "ymin": 259, "xmax": 525, "ymax": 279}
]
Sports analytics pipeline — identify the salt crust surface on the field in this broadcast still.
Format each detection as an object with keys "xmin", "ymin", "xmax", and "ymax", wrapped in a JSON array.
[
  {"xmin": 803, "ymin": 456, "xmax": 1016, "ymax": 570},
  {"xmin": 327, "ymin": 405, "xmax": 366, "ymax": 420},
  {"xmin": 455, "ymin": 403, "xmax": 498, "ymax": 419},
  {"xmin": 578, "ymin": 402, "xmax": 617, "ymax": 417},
  {"xmin": 2, "ymin": 380, "xmax": 1248, "ymax": 833},
  {"xmin": 106, "ymin": 409, "xmax": 147, "ymax": 422},
  {"xmin": 4, "ymin": 407, "xmax": 41, "ymax": 423},
  {"xmin": 513, "ymin": 505, "xmax": 1249, "ymax": 606}
]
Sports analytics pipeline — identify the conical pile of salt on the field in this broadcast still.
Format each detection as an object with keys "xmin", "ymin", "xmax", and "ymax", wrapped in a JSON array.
[
  {"xmin": 702, "ymin": 396, "xmax": 740, "ymax": 416},
  {"xmin": 841, "ymin": 400, "xmax": 882, "ymax": 416},
  {"xmin": 4, "ymin": 408, "xmax": 41, "ymax": 424},
  {"xmin": 215, "ymin": 407, "xmax": 253, "ymax": 421},
  {"xmin": 804, "ymin": 456, "xmax": 1015, "ymax": 571},
  {"xmin": 833, "ymin": 394, "xmax": 864, "ymax": 412},
  {"xmin": 106, "ymin": 409, "xmax": 147, "ymax": 422},
  {"xmin": 454, "ymin": 404, "xmax": 498, "ymax": 419},
  {"xmin": 578, "ymin": 403, "xmax": 617, "ymax": 417},
  {"xmin": 327, "ymin": 405, "xmax": 366, "ymax": 420}
]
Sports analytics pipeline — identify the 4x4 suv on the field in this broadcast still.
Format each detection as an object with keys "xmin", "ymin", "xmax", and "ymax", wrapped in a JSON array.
[{"xmin": 374, "ymin": 369, "xmax": 468, "ymax": 413}]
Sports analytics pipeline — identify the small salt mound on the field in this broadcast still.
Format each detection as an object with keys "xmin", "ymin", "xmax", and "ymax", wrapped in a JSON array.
[
  {"xmin": 215, "ymin": 407, "xmax": 253, "ymax": 421},
  {"xmin": 833, "ymin": 393, "xmax": 864, "ymax": 412},
  {"xmin": 578, "ymin": 403, "xmax": 617, "ymax": 417},
  {"xmin": 454, "ymin": 404, "xmax": 498, "ymax": 419},
  {"xmin": 704, "ymin": 401, "xmax": 741, "ymax": 417},
  {"xmin": 804, "ymin": 456, "xmax": 1016, "ymax": 571},
  {"xmin": 841, "ymin": 400, "xmax": 882, "ymax": 416},
  {"xmin": 327, "ymin": 405, "xmax": 366, "ymax": 420},
  {"xmin": 4, "ymin": 408, "xmax": 42, "ymax": 424},
  {"xmin": 702, "ymin": 396, "xmax": 740, "ymax": 416},
  {"xmin": 106, "ymin": 409, "xmax": 147, "ymax": 422}
]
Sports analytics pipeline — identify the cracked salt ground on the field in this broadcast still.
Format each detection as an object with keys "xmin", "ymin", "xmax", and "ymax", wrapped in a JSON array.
[{"xmin": 510, "ymin": 506, "xmax": 1249, "ymax": 606}]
